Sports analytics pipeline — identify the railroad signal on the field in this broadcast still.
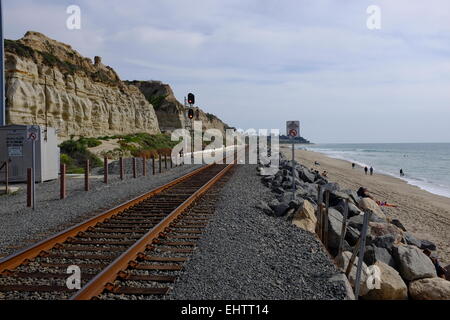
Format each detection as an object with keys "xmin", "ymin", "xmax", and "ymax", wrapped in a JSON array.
[
  {"xmin": 187, "ymin": 93, "xmax": 195, "ymax": 105},
  {"xmin": 188, "ymin": 108, "xmax": 194, "ymax": 119}
]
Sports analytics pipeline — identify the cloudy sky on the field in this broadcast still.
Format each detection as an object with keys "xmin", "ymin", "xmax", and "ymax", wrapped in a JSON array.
[{"xmin": 4, "ymin": 0, "xmax": 450, "ymax": 143}]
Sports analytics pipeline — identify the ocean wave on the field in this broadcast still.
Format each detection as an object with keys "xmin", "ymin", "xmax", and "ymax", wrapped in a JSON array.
[{"xmin": 304, "ymin": 146, "xmax": 450, "ymax": 199}]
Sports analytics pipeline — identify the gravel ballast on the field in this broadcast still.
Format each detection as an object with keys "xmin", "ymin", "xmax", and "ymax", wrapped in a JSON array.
[
  {"xmin": 0, "ymin": 162, "xmax": 201, "ymax": 258},
  {"xmin": 168, "ymin": 164, "xmax": 348, "ymax": 300}
]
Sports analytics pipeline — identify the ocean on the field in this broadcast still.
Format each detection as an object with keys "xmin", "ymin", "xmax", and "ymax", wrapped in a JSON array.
[{"xmin": 301, "ymin": 143, "xmax": 450, "ymax": 199}]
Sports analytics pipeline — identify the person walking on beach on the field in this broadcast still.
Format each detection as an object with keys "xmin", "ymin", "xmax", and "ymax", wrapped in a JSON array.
[
  {"xmin": 352, "ymin": 163, "xmax": 355, "ymax": 169},
  {"xmin": 364, "ymin": 166, "xmax": 368, "ymax": 175},
  {"xmin": 400, "ymin": 169, "xmax": 404, "ymax": 177},
  {"xmin": 370, "ymin": 167, "xmax": 374, "ymax": 175}
]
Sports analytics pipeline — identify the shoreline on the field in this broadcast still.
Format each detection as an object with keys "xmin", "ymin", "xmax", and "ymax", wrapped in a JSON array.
[
  {"xmin": 301, "ymin": 147, "xmax": 450, "ymax": 200},
  {"xmin": 280, "ymin": 145, "xmax": 450, "ymax": 266}
]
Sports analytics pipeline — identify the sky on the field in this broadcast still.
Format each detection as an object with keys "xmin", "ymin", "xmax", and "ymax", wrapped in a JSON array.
[{"xmin": 4, "ymin": 0, "xmax": 450, "ymax": 143}]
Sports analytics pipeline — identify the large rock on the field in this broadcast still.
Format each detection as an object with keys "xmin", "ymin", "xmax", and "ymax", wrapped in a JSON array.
[
  {"xmin": 327, "ymin": 208, "xmax": 345, "ymax": 251},
  {"xmin": 5, "ymin": 31, "xmax": 160, "ymax": 139},
  {"xmin": 349, "ymin": 214, "xmax": 385, "ymax": 232},
  {"xmin": 292, "ymin": 200, "xmax": 317, "ymax": 234},
  {"xmin": 390, "ymin": 219, "xmax": 407, "ymax": 232},
  {"xmin": 344, "ymin": 226, "xmax": 360, "ymax": 246},
  {"xmin": 368, "ymin": 234, "xmax": 396, "ymax": 252},
  {"xmin": 368, "ymin": 222, "xmax": 404, "ymax": 244},
  {"xmin": 335, "ymin": 251, "xmax": 369, "ymax": 296},
  {"xmin": 273, "ymin": 202, "xmax": 291, "ymax": 217},
  {"xmin": 409, "ymin": 278, "xmax": 450, "ymax": 300},
  {"xmin": 298, "ymin": 168, "xmax": 315, "ymax": 183},
  {"xmin": 420, "ymin": 239, "xmax": 437, "ymax": 251},
  {"xmin": 364, "ymin": 245, "xmax": 397, "ymax": 268},
  {"xmin": 362, "ymin": 261, "xmax": 408, "ymax": 300},
  {"xmin": 445, "ymin": 265, "xmax": 450, "ymax": 281},
  {"xmin": 404, "ymin": 233, "xmax": 422, "ymax": 248},
  {"xmin": 392, "ymin": 245, "xmax": 437, "ymax": 281},
  {"xmin": 358, "ymin": 198, "xmax": 386, "ymax": 220}
]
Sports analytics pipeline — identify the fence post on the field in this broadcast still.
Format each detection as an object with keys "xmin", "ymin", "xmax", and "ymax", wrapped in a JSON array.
[
  {"xmin": 164, "ymin": 155, "xmax": 168, "ymax": 170},
  {"xmin": 345, "ymin": 237, "xmax": 361, "ymax": 277},
  {"xmin": 338, "ymin": 199, "xmax": 349, "ymax": 258},
  {"xmin": 354, "ymin": 211, "xmax": 371, "ymax": 298},
  {"xmin": 159, "ymin": 155, "xmax": 162, "ymax": 174},
  {"xmin": 152, "ymin": 156, "xmax": 155, "ymax": 175},
  {"xmin": 103, "ymin": 156, "xmax": 108, "ymax": 184},
  {"xmin": 60, "ymin": 164, "xmax": 66, "ymax": 200},
  {"xmin": 27, "ymin": 168, "xmax": 32, "ymax": 207},
  {"xmin": 170, "ymin": 155, "xmax": 173, "ymax": 169},
  {"xmin": 133, "ymin": 158, "xmax": 137, "ymax": 179},
  {"xmin": 85, "ymin": 160, "xmax": 90, "ymax": 192},
  {"xmin": 119, "ymin": 157, "xmax": 124, "ymax": 180},
  {"xmin": 143, "ymin": 156, "xmax": 147, "ymax": 177}
]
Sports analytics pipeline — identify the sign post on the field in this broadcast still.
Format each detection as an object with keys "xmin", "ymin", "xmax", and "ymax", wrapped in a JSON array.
[
  {"xmin": 27, "ymin": 125, "xmax": 39, "ymax": 210},
  {"xmin": 287, "ymin": 121, "xmax": 300, "ymax": 201}
]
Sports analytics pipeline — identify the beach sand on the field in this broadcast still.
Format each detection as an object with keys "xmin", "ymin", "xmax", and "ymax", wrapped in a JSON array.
[{"xmin": 280, "ymin": 145, "xmax": 450, "ymax": 265}]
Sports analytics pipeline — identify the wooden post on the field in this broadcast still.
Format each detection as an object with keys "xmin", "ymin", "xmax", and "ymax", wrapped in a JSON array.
[
  {"xmin": 354, "ymin": 211, "xmax": 371, "ymax": 298},
  {"xmin": 85, "ymin": 160, "xmax": 90, "ymax": 192},
  {"xmin": 159, "ymin": 155, "xmax": 162, "ymax": 174},
  {"xmin": 345, "ymin": 237, "xmax": 361, "ymax": 277},
  {"xmin": 142, "ymin": 156, "xmax": 147, "ymax": 177},
  {"xmin": 170, "ymin": 155, "xmax": 173, "ymax": 169},
  {"xmin": 103, "ymin": 157, "xmax": 108, "ymax": 184},
  {"xmin": 337, "ymin": 199, "xmax": 349, "ymax": 258},
  {"xmin": 5, "ymin": 161, "xmax": 9, "ymax": 195},
  {"xmin": 60, "ymin": 164, "xmax": 66, "ymax": 200},
  {"xmin": 133, "ymin": 158, "xmax": 137, "ymax": 178},
  {"xmin": 27, "ymin": 168, "xmax": 32, "ymax": 207},
  {"xmin": 119, "ymin": 157, "xmax": 124, "ymax": 180},
  {"xmin": 152, "ymin": 156, "xmax": 155, "ymax": 175},
  {"xmin": 165, "ymin": 155, "xmax": 168, "ymax": 170},
  {"xmin": 323, "ymin": 190, "xmax": 330, "ymax": 248}
]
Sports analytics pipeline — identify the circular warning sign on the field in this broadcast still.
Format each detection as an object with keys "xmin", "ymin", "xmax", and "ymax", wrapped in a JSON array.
[{"xmin": 289, "ymin": 129, "xmax": 298, "ymax": 137}]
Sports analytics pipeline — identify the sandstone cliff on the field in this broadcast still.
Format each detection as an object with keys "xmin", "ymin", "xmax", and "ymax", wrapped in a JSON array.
[
  {"xmin": 5, "ymin": 31, "xmax": 160, "ymax": 139},
  {"xmin": 127, "ymin": 81, "xmax": 233, "ymax": 134}
]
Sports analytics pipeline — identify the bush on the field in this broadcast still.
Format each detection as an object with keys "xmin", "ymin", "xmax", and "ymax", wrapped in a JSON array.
[{"xmin": 59, "ymin": 138, "xmax": 103, "ymax": 169}]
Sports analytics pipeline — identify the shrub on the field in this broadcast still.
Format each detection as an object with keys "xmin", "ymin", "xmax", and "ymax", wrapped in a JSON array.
[{"xmin": 59, "ymin": 138, "xmax": 103, "ymax": 168}]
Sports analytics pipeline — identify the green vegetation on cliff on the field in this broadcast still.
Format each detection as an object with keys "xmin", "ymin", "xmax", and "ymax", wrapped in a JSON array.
[
  {"xmin": 59, "ymin": 137, "xmax": 103, "ymax": 173},
  {"xmin": 99, "ymin": 133, "xmax": 181, "ymax": 158}
]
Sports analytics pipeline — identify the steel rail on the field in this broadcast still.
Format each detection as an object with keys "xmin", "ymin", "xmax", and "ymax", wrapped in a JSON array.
[
  {"xmin": 0, "ymin": 164, "xmax": 213, "ymax": 273},
  {"xmin": 71, "ymin": 161, "xmax": 235, "ymax": 300}
]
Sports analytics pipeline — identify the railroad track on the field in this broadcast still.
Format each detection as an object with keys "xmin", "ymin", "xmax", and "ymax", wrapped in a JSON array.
[{"xmin": 0, "ymin": 161, "xmax": 235, "ymax": 300}]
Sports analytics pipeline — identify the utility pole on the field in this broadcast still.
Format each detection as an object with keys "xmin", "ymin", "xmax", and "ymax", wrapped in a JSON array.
[{"xmin": 0, "ymin": 0, "xmax": 5, "ymax": 127}]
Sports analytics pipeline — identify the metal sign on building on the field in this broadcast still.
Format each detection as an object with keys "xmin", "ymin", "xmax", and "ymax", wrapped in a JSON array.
[
  {"xmin": 6, "ymin": 129, "xmax": 25, "ymax": 157},
  {"xmin": 286, "ymin": 121, "xmax": 300, "ymax": 138}
]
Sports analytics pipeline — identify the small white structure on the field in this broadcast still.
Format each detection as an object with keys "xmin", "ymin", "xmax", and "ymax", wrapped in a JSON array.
[{"xmin": 0, "ymin": 125, "xmax": 60, "ymax": 182}]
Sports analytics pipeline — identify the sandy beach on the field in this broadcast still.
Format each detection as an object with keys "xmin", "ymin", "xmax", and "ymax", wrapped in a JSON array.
[{"xmin": 281, "ymin": 145, "xmax": 450, "ymax": 266}]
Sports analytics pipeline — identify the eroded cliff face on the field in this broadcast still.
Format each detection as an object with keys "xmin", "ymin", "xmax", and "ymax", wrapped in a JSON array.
[
  {"xmin": 5, "ymin": 31, "xmax": 160, "ymax": 139},
  {"xmin": 128, "ymin": 80, "xmax": 232, "ymax": 134}
]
